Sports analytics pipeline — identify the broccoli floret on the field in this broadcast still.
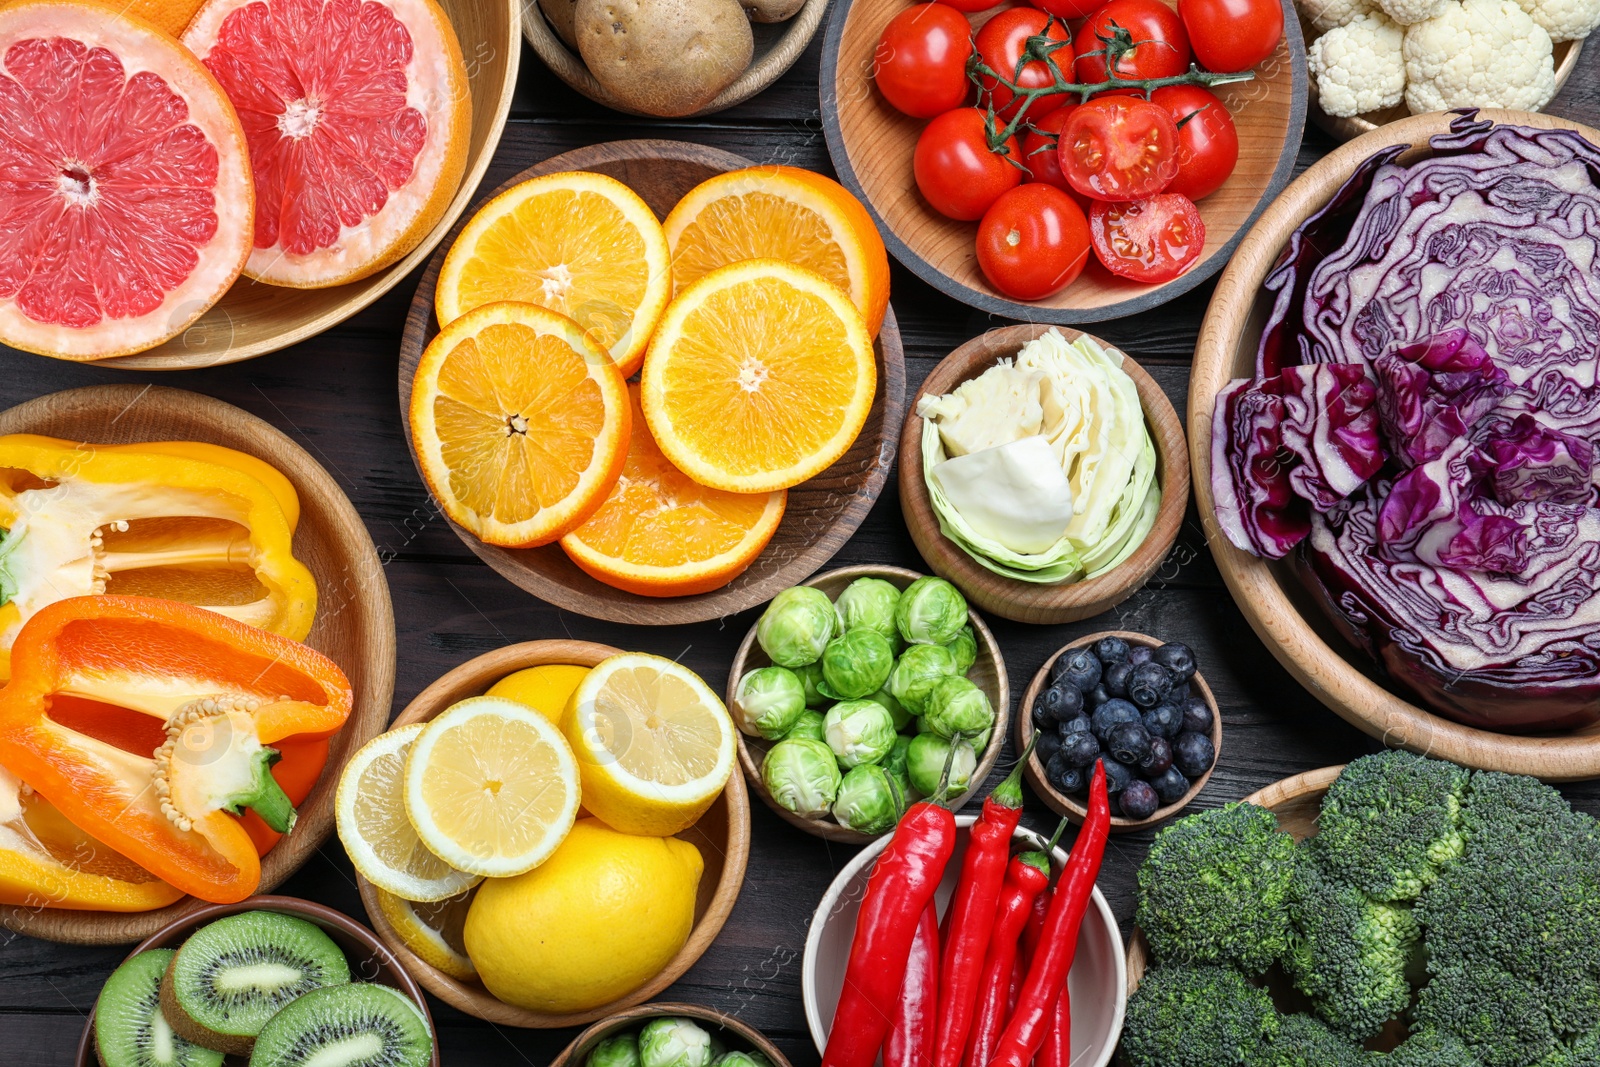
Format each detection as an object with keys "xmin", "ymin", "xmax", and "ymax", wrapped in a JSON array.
[
  {"xmin": 1384, "ymin": 1028, "xmax": 1479, "ymax": 1067},
  {"xmin": 1414, "ymin": 961, "xmax": 1558, "ymax": 1067},
  {"xmin": 1266, "ymin": 1012, "xmax": 1371, "ymax": 1066},
  {"xmin": 1312, "ymin": 751, "xmax": 1468, "ymax": 902},
  {"xmin": 1123, "ymin": 963, "xmax": 1280, "ymax": 1067},
  {"xmin": 1136, "ymin": 803, "xmax": 1299, "ymax": 974},
  {"xmin": 1286, "ymin": 854, "xmax": 1420, "ymax": 1040}
]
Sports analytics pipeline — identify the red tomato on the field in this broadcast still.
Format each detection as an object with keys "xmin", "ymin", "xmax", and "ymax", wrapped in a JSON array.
[
  {"xmin": 1020, "ymin": 105, "xmax": 1078, "ymax": 192},
  {"xmin": 1089, "ymin": 194, "xmax": 1205, "ymax": 282},
  {"xmin": 1058, "ymin": 96, "xmax": 1180, "ymax": 201},
  {"xmin": 977, "ymin": 185, "xmax": 1092, "ymax": 300},
  {"xmin": 914, "ymin": 108, "xmax": 1023, "ymax": 221},
  {"xmin": 974, "ymin": 8, "xmax": 1073, "ymax": 121},
  {"xmin": 874, "ymin": 4, "xmax": 975, "ymax": 118},
  {"xmin": 941, "ymin": 0, "xmax": 1004, "ymax": 9},
  {"xmin": 1031, "ymin": 0, "xmax": 1104, "ymax": 17},
  {"xmin": 1150, "ymin": 84, "xmax": 1238, "ymax": 200},
  {"xmin": 1074, "ymin": 0, "xmax": 1191, "ymax": 83},
  {"xmin": 1178, "ymin": 0, "xmax": 1284, "ymax": 72}
]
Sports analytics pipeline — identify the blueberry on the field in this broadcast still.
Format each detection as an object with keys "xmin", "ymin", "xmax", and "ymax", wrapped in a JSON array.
[
  {"xmin": 1107, "ymin": 722, "xmax": 1152, "ymax": 766},
  {"xmin": 1092, "ymin": 636, "xmax": 1130, "ymax": 664},
  {"xmin": 1140, "ymin": 735, "xmax": 1173, "ymax": 776},
  {"xmin": 1055, "ymin": 763, "xmax": 1086, "ymax": 795},
  {"xmin": 1127, "ymin": 663, "xmax": 1174, "ymax": 709},
  {"xmin": 1045, "ymin": 751, "xmax": 1075, "ymax": 789},
  {"xmin": 1100, "ymin": 757, "xmax": 1134, "ymax": 794},
  {"xmin": 1119, "ymin": 778, "xmax": 1160, "ymax": 820},
  {"xmin": 1035, "ymin": 728, "xmax": 1063, "ymax": 766},
  {"xmin": 1170, "ymin": 680, "xmax": 1192, "ymax": 702},
  {"xmin": 1152, "ymin": 642, "xmax": 1197, "ymax": 683},
  {"xmin": 1031, "ymin": 697, "xmax": 1055, "ymax": 729},
  {"xmin": 1059, "ymin": 714, "xmax": 1092, "ymax": 737},
  {"xmin": 1103, "ymin": 661, "xmax": 1132, "ymax": 698},
  {"xmin": 1127, "ymin": 645, "xmax": 1154, "ymax": 667},
  {"xmin": 1173, "ymin": 731, "xmax": 1216, "ymax": 778},
  {"xmin": 1056, "ymin": 683, "xmax": 1085, "ymax": 720},
  {"xmin": 1180, "ymin": 695, "xmax": 1213, "ymax": 735},
  {"xmin": 1090, "ymin": 698, "xmax": 1141, "ymax": 740},
  {"xmin": 1142, "ymin": 703, "xmax": 1183, "ymax": 739},
  {"xmin": 1060, "ymin": 730, "xmax": 1101, "ymax": 767},
  {"xmin": 1051, "ymin": 648, "xmax": 1102, "ymax": 693},
  {"xmin": 1086, "ymin": 684, "xmax": 1112, "ymax": 708},
  {"xmin": 1033, "ymin": 684, "xmax": 1074, "ymax": 725},
  {"xmin": 1150, "ymin": 765, "xmax": 1192, "ymax": 804}
]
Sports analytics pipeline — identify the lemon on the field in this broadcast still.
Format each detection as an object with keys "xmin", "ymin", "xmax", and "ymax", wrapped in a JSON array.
[
  {"xmin": 336, "ymin": 725, "xmax": 482, "ymax": 902},
  {"xmin": 374, "ymin": 886, "xmax": 478, "ymax": 982},
  {"xmin": 463, "ymin": 818, "xmax": 702, "ymax": 1013},
  {"xmin": 562, "ymin": 653, "xmax": 736, "ymax": 837},
  {"xmin": 404, "ymin": 696, "xmax": 581, "ymax": 878},
  {"xmin": 486, "ymin": 664, "xmax": 591, "ymax": 724}
]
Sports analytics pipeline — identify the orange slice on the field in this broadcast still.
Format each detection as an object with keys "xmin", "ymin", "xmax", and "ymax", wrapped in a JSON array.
[
  {"xmin": 641, "ymin": 259, "xmax": 877, "ymax": 495},
  {"xmin": 435, "ymin": 172, "xmax": 671, "ymax": 377},
  {"xmin": 409, "ymin": 302, "xmax": 630, "ymax": 548},
  {"xmin": 664, "ymin": 165, "xmax": 891, "ymax": 337},
  {"xmin": 561, "ymin": 385, "xmax": 787, "ymax": 597}
]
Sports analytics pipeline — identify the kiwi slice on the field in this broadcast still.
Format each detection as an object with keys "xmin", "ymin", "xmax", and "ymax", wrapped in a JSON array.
[
  {"xmin": 95, "ymin": 949, "xmax": 225, "ymax": 1067},
  {"xmin": 161, "ymin": 911, "xmax": 351, "ymax": 1055},
  {"xmin": 247, "ymin": 983, "xmax": 433, "ymax": 1067}
]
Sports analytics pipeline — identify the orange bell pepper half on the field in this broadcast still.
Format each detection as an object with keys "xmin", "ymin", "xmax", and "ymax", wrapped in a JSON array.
[{"xmin": 0, "ymin": 595, "xmax": 353, "ymax": 904}]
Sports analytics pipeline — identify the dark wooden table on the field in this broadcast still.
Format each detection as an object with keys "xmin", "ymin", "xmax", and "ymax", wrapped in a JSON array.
[{"xmin": 5, "ymin": 30, "xmax": 1600, "ymax": 1067}]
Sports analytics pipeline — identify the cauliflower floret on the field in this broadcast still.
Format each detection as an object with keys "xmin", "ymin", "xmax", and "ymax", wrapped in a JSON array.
[
  {"xmin": 1376, "ymin": 0, "xmax": 1451, "ymax": 24},
  {"xmin": 1302, "ymin": 0, "xmax": 1375, "ymax": 33},
  {"xmin": 1309, "ymin": 13, "xmax": 1406, "ymax": 117},
  {"xmin": 1513, "ymin": 0, "xmax": 1600, "ymax": 40},
  {"xmin": 1403, "ymin": 0, "xmax": 1556, "ymax": 112}
]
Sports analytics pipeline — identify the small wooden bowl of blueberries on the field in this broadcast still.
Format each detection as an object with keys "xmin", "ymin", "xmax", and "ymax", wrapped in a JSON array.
[{"xmin": 1016, "ymin": 631, "xmax": 1221, "ymax": 831}]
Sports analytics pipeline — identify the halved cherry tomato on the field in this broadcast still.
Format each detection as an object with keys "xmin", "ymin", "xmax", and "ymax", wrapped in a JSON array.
[
  {"xmin": 1150, "ymin": 84, "xmax": 1238, "ymax": 201},
  {"xmin": 874, "ymin": 4, "xmax": 975, "ymax": 118},
  {"xmin": 974, "ymin": 8, "xmax": 1073, "ymax": 121},
  {"xmin": 1074, "ymin": 0, "xmax": 1191, "ymax": 83},
  {"xmin": 1058, "ymin": 95, "xmax": 1180, "ymax": 201},
  {"xmin": 1089, "ymin": 194, "xmax": 1206, "ymax": 282},
  {"xmin": 1178, "ymin": 0, "xmax": 1284, "ymax": 72},
  {"xmin": 977, "ymin": 185, "xmax": 1092, "ymax": 300},
  {"xmin": 915, "ymin": 107, "xmax": 1023, "ymax": 220}
]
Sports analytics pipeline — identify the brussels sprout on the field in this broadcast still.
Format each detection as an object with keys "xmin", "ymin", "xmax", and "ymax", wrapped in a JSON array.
[
  {"xmin": 793, "ymin": 661, "xmax": 829, "ymax": 707},
  {"xmin": 946, "ymin": 625, "xmax": 978, "ymax": 674},
  {"xmin": 708, "ymin": 1035, "xmax": 727, "ymax": 1060},
  {"xmin": 823, "ymin": 699, "xmax": 898, "ymax": 768},
  {"xmin": 588, "ymin": 1034, "xmax": 642, "ymax": 1067},
  {"xmin": 921, "ymin": 676, "xmax": 995, "ymax": 740},
  {"xmin": 886, "ymin": 643, "xmax": 961, "ymax": 715},
  {"xmin": 639, "ymin": 1017, "xmax": 714, "ymax": 1067},
  {"xmin": 761, "ymin": 738, "xmax": 841, "ymax": 817},
  {"xmin": 821, "ymin": 628, "xmax": 895, "ymax": 700},
  {"xmin": 895, "ymin": 576, "xmax": 968, "ymax": 646},
  {"xmin": 864, "ymin": 687, "xmax": 912, "ymax": 731},
  {"xmin": 835, "ymin": 577, "xmax": 901, "ymax": 642},
  {"xmin": 782, "ymin": 709, "xmax": 826, "ymax": 742},
  {"xmin": 969, "ymin": 725, "xmax": 992, "ymax": 754},
  {"xmin": 833, "ymin": 764, "xmax": 905, "ymax": 834},
  {"xmin": 881, "ymin": 734, "xmax": 915, "ymax": 798},
  {"xmin": 714, "ymin": 1055, "xmax": 772, "ymax": 1067},
  {"xmin": 906, "ymin": 732, "xmax": 977, "ymax": 797},
  {"xmin": 732, "ymin": 667, "xmax": 806, "ymax": 740},
  {"xmin": 756, "ymin": 586, "xmax": 840, "ymax": 668}
]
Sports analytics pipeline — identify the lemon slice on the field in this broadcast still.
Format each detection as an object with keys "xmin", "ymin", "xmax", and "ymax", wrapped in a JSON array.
[
  {"xmin": 335, "ymin": 726, "xmax": 482, "ymax": 903},
  {"xmin": 404, "ymin": 696, "xmax": 581, "ymax": 878},
  {"xmin": 373, "ymin": 886, "xmax": 478, "ymax": 982},
  {"xmin": 563, "ymin": 654, "xmax": 736, "ymax": 837}
]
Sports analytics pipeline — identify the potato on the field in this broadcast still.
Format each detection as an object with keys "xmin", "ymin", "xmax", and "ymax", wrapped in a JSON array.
[
  {"xmin": 575, "ymin": 0, "xmax": 754, "ymax": 117},
  {"xmin": 539, "ymin": 0, "xmax": 580, "ymax": 49},
  {"xmin": 741, "ymin": 0, "xmax": 806, "ymax": 20}
]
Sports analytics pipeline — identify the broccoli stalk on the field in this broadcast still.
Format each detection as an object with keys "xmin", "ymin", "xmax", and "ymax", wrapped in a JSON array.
[{"xmin": 1122, "ymin": 963, "xmax": 1280, "ymax": 1067}]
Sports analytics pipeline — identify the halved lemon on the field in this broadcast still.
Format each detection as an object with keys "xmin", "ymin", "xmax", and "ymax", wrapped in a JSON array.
[
  {"xmin": 404, "ymin": 696, "xmax": 581, "ymax": 878},
  {"xmin": 641, "ymin": 259, "xmax": 877, "ymax": 494},
  {"xmin": 562, "ymin": 654, "xmax": 736, "ymax": 837},
  {"xmin": 434, "ymin": 171, "xmax": 672, "ymax": 376},
  {"xmin": 408, "ymin": 302, "xmax": 630, "ymax": 548},
  {"xmin": 335, "ymin": 725, "xmax": 482, "ymax": 903},
  {"xmin": 374, "ymin": 886, "xmax": 478, "ymax": 982}
]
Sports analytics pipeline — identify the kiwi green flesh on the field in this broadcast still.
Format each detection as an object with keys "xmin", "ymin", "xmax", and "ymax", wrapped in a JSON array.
[
  {"xmin": 247, "ymin": 984, "xmax": 432, "ymax": 1067},
  {"xmin": 95, "ymin": 949, "xmax": 224, "ymax": 1067}
]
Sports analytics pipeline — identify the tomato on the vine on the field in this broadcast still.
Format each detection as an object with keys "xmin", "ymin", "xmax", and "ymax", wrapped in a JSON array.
[
  {"xmin": 873, "ymin": 4, "xmax": 975, "ymax": 119},
  {"xmin": 974, "ymin": 8, "xmax": 1073, "ymax": 121},
  {"xmin": 977, "ymin": 184, "xmax": 1092, "ymax": 300},
  {"xmin": 1020, "ymin": 105, "xmax": 1081, "ymax": 194},
  {"xmin": 1058, "ymin": 96, "xmax": 1180, "ymax": 201},
  {"xmin": 1074, "ymin": 0, "xmax": 1191, "ymax": 83},
  {"xmin": 1178, "ymin": 0, "xmax": 1283, "ymax": 73},
  {"xmin": 1150, "ymin": 84, "xmax": 1238, "ymax": 200},
  {"xmin": 914, "ymin": 108, "xmax": 1023, "ymax": 221},
  {"xmin": 1089, "ymin": 194, "xmax": 1205, "ymax": 282}
]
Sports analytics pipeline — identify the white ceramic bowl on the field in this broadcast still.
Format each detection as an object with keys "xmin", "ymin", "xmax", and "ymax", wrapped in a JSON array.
[{"xmin": 802, "ymin": 814, "xmax": 1127, "ymax": 1065}]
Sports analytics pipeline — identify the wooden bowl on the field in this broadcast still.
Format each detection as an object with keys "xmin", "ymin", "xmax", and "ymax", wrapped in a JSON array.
[
  {"xmin": 356, "ymin": 640, "xmax": 752, "ymax": 1029},
  {"xmin": 901, "ymin": 323, "xmax": 1189, "ymax": 625},
  {"xmin": 726, "ymin": 565, "xmax": 1010, "ymax": 844},
  {"xmin": 0, "ymin": 385, "xmax": 395, "ymax": 945},
  {"xmin": 1190, "ymin": 108, "xmax": 1600, "ymax": 780},
  {"xmin": 523, "ymin": 0, "xmax": 827, "ymax": 118},
  {"xmin": 89, "ymin": 0, "xmax": 520, "ymax": 371},
  {"xmin": 550, "ymin": 1002, "xmax": 793, "ymax": 1067},
  {"xmin": 397, "ymin": 140, "xmax": 908, "ymax": 626},
  {"xmin": 820, "ymin": 0, "xmax": 1307, "ymax": 323},
  {"xmin": 73, "ymin": 895, "xmax": 441, "ymax": 1067},
  {"xmin": 1018, "ymin": 631, "xmax": 1222, "ymax": 832}
]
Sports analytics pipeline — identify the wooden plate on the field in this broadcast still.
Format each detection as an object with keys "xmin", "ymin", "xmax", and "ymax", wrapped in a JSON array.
[
  {"xmin": 0, "ymin": 385, "xmax": 395, "ymax": 944},
  {"xmin": 1017, "ymin": 631, "xmax": 1222, "ymax": 832},
  {"xmin": 356, "ymin": 640, "xmax": 751, "ymax": 1029},
  {"xmin": 90, "ymin": 0, "xmax": 520, "ymax": 371},
  {"xmin": 1191, "ymin": 109, "xmax": 1600, "ymax": 780},
  {"xmin": 73, "ymin": 895, "xmax": 440, "ymax": 1067},
  {"xmin": 524, "ymin": 0, "xmax": 827, "ymax": 117},
  {"xmin": 820, "ymin": 0, "xmax": 1307, "ymax": 323},
  {"xmin": 550, "ymin": 1002, "xmax": 793, "ymax": 1067},
  {"xmin": 397, "ymin": 139, "xmax": 908, "ymax": 626},
  {"xmin": 900, "ymin": 323, "xmax": 1189, "ymax": 625},
  {"xmin": 726, "ymin": 565, "xmax": 1010, "ymax": 844}
]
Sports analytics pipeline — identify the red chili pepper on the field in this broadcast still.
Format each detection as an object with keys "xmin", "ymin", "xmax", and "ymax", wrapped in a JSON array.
[
  {"xmin": 1021, "ymin": 888, "xmax": 1051, "ymax": 969},
  {"xmin": 1037, "ymin": 987, "xmax": 1071, "ymax": 1067},
  {"xmin": 961, "ymin": 850, "xmax": 1052, "ymax": 1067},
  {"xmin": 1007, "ymin": 954, "xmax": 1022, "ymax": 1016},
  {"xmin": 885, "ymin": 901, "xmax": 940, "ymax": 1067},
  {"xmin": 988, "ymin": 761, "xmax": 1110, "ymax": 1067}
]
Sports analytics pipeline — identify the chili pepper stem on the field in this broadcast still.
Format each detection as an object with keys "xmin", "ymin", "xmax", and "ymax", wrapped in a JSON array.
[
  {"xmin": 222, "ymin": 748, "xmax": 297, "ymax": 834},
  {"xmin": 988, "ymin": 734, "xmax": 1038, "ymax": 810},
  {"xmin": 932, "ymin": 731, "xmax": 966, "ymax": 808}
]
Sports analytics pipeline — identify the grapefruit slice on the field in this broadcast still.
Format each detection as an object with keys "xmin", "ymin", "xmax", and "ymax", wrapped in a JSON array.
[
  {"xmin": 183, "ymin": 0, "xmax": 471, "ymax": 289},
  {"xmin": 0, "ymin": 0, "xmax": 254, "ymax": 361}
]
